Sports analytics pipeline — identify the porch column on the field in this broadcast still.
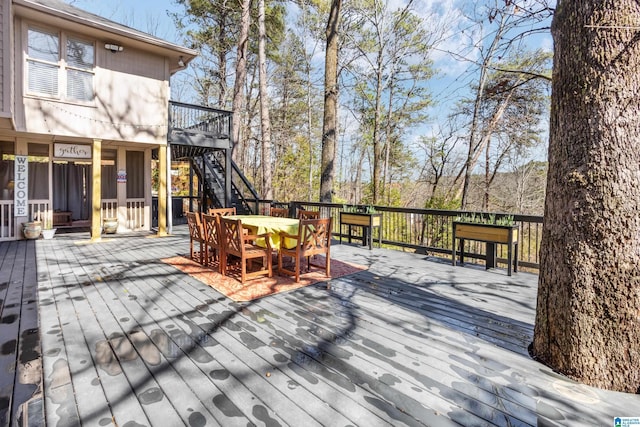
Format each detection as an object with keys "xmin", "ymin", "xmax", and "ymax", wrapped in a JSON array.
[
  {"xmin": 166, "ymin": 143, "xmax": 173, "ymax": 234},
  {"xmin": 91, "ymin": 139, "xmax": 102, "ymax": 241},
  {"xmin": 157, "ymin": 144, "xmax": 168, "ymax": 236}
]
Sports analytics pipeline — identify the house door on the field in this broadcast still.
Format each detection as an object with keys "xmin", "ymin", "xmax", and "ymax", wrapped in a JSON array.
[{"xmin": 53, "ymin": 162, "xmax": 92, "ymax": 223}]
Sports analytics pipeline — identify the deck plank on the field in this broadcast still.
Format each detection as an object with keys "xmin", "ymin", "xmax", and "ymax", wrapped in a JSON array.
[
  {"xmin": 12, "ymin": 240, "xmax": 42, "ymax": 426},
  {"xmin": 37, "ymin": 246, "xmax": 82, "ymax": 427},
  {"xmin": 88, "ymin": 266, "xmax": 231, "ymax": 427},
  {"xmin": 41, "ymin": 241, "xmax": 152, "ymax": 426},
  {"xmin": 67, "ymin": 242, "xmax": 209, "ymax": 427},
  {"xmin": 125, "ymin": 245, "xmax": 405, "ymax": 426},
  {"xmin": 2, "ymin": 226, "xmax": 639, "ymax": 427},
  {"xmin": 0, "ymin": 241, "xmax": 21, "ymax": 427},
  {"xmin": 257, "ymin": 286, "xmax": 518, "ymax": 426},
  {"xmin": 151, "ymin": 253, "xmax": 494, "ymax": 426},
  {"xmin": 303, "ymin": 282, "xmax": 539, "ymax": 421},
  {"xmin": 143, "ymin": 255, "xmax": 413, "ymax": 424},
  {"xmin": 121, "ymin": 257, "xmax": 325, "ymax": 426},
  {"xmin": 0, "ymin": 241, "xmax": 42, "ymax": 427}
]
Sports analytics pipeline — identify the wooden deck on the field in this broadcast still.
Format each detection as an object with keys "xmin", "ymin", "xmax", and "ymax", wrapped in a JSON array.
[{"xmin": 1, "ymin": 225, "xmax": 639, "ymax": 426}]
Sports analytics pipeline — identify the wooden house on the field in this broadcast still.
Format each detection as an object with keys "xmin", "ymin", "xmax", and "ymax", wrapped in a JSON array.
[{"xmin": 0, "ymin": 0, "xmax": 200, "ymax": 240}]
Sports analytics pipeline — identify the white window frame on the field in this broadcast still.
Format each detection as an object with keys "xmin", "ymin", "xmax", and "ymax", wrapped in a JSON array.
[
  {"xmin": 26, "ymin": 27, "xmax": 60, "ymax": 98},
  {"xmin": 26, "ymin": 26, "xmax": 95, "ymax": 103}
]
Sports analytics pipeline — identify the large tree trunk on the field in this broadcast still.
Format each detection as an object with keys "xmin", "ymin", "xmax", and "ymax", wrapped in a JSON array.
[
  {"xmin": 532, "ymin": 1, "xmax": 640, "ymax": 393},
  {"xmin": 231, "ymin": 0, "xmax": 251, "ymax": 164},
  {"xmin": 258, "ymin": 0, "xmax": 273, "ymax": 199},
  {"xmin": 320, "ymin": 0, "xmax": 341, "ymax": 203}
]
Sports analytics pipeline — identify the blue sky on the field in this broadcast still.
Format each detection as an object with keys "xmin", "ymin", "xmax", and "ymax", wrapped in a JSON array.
[
  {"xmin": 69, "ymin": 0, "xmax": 553, "ymax": 111},
  {"xmin": 68, "ymin": 0, "xmax": 553, "ymax": 166},
  {"xmin": 69, "ymin": 0, "xmax": 182, "ymax": 43}
]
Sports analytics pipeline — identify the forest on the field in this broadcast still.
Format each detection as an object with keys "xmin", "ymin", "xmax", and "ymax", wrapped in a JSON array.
[{"xmin": 168, "ymin": 0, "xmax": 555, "ymax": 215}]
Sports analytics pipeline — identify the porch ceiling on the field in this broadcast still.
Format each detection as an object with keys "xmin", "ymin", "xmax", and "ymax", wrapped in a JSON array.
[
  {"xmin": 152, "ymin": 144, "xmax": 220, "ymax": 161},
  {"xmin": 169, "ymin": 144, "xmax": 218, "ymax": 161}
]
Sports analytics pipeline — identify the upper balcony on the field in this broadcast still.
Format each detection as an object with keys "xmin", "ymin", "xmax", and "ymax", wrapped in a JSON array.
[{"xmin": 168, "ymin": 101, "xmax": 233, "ymax": 159}]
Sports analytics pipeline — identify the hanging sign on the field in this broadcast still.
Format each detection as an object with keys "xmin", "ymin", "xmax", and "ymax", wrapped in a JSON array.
[
  {"xmin": 14, "ymin": 156, "xmax": 28, "ymax": 217},
  {"xmin": 117, "ymin": 170, "xmax": 127, "ymax": 183},
  {"xmin": 54, "ymin": 143, "xmax": 92, "ymax": 159}
]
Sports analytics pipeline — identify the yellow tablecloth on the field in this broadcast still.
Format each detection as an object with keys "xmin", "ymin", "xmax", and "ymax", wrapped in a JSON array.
[{"xmin": 227, "ymin": 215, "xmax": 299, "ymax": 249}]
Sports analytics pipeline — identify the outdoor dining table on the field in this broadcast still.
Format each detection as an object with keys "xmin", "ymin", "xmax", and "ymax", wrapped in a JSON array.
[{"xmin": 227, "ymin": 215, "xmax": 300, "ymax": 250}]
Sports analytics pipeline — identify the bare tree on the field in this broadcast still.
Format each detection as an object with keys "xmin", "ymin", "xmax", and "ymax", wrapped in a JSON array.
[
  {"xmin": 453, "ymin": 0, "xmax": 553, "ymax": 208},
  {"xmin": 345, "ymin": 0, "xmax": 437, "ymax": 204},
  {"xmin": 417, "ymin": 125, "xmax": 464, "ymax": 204}
]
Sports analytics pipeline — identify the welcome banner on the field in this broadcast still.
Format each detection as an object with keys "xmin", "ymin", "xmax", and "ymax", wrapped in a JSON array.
[{"xmin": 14, "ymin": 155, "xmax": 27, "ymax": 217}]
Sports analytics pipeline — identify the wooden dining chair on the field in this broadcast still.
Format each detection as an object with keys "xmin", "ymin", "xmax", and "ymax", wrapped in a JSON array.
[
  {"xmin": 219, "ymin": 217, "xmax": 273, "ymax": 284},
  {"xmin": 278, "ymin": 218, "xmax": 332, "ymax": 282},
  {"xmin": 201, "ymin": 213, "xmax": 221, "ymax": 270},
  {"xmin": 270, "ymin": 207, "xmax": 289, "ymax": 218},
  {"xmin": 208, "ymin": 207, "xmax": 236, "ymax": 217},
  {"xmin": 297, "ymin": 209, "xmax": 320, "ymax": 220},
  {"xmin": 186, "ymin": 212, "xmax": 206, "ymax": 264}
]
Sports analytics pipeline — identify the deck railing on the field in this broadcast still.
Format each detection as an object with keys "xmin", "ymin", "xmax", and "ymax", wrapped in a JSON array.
[
  {"xmin": 0, "ymin": 201, "xmax": 14, "ymax": 240},
  {"xmin": 126, "ymin": 198, "xmax": 146, "ymax": 230},
  {"xmin": 251, "ymin": 200, "xmax": 544, "ymax": 271},
  {"xmin": 101, "ymin": 199, "xmax": 118, "ymax": 219},
  {"xmin": 28, "ymin": 200, "xmax": 51, "ymax": 223},
  {"xmin": 169, "ymin": 101, "xmax": 232, "ymax": 136}
]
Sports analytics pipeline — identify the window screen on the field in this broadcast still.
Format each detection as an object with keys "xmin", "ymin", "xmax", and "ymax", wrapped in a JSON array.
[
  {"xmin": 27, "ymin": 29, "xmax": 60, "ymax": 97},
  {"xmin": 67, "ymin": 69, "xmax": 93, "ymax": 101},
  {"xmin": 28, "ymin": 61, "xmax": 59, "ymax": 96},
  {"xmin": 101, "ymin": 150, "xmax": 117, "ymax": 199},
  {"xmin": 66, "ymin": 38, "xmax": 94, "ymax": 101},
  {"xmin": 126, "ymin": 151, "xmax": 144, "ymax": 199},
  {"xmin": 28, "ymin": 29, "xmax": 59, "ymax": 61},
  {"xmin": 26, "ymin": 29, "xmax": 94, "ymax": 101}
]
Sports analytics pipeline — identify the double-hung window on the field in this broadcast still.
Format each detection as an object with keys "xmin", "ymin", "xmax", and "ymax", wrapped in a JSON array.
[
  {"xmin": 27, "ymin": 28, "xmax": 59, "ymax": 97},
  {"xmin": 66, "ymin": 37, "xmax": 94, "ymax": 101},
  {"xmin": 27, "ymin": 28, "xmax": 95, "ymax": 102}
]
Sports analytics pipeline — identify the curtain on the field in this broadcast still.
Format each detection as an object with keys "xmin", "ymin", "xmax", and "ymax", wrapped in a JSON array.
[
  {"xmin": 53, "ymin": 162, "xmax": 91, "ymax": 220},
  {"xmin": 0, "ymin": 161, "xmax": 14, "ymax": 200},
  {"xmin": 28, "ymin": 162, "xmax": 49, "ymax": 199},
  {"xmin": 67, "ymin": 164, "xmax": 83, "ymax": 220},
  {"xmin": 53, "ymin": 163, "xmax": 68, "ymax": 210},
  {"xmin": 126, "ymin": 151, "xmax": 144, "ymax": 198},
  {"xmin": 101, "ymin": 164, "xmax": 116, "ymax": 198}
]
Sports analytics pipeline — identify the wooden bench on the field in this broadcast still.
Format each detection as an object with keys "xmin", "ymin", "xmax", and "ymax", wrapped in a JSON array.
[{"xmin": 52, "ymin": 211, "xmax": 72, "ymax": 227}]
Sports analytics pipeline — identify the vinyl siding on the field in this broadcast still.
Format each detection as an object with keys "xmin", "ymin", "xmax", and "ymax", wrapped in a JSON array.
[
  {"xmin": 18, "ymin": 26, "xmax": 170, "ymax": 144},
  {"xmin": 0, "ymin": 0, "xmax": 5, "ymax": 109}
]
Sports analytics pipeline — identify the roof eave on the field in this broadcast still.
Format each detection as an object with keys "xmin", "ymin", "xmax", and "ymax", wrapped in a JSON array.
[{"xmin": 12, "ymin": 0, "xmax": 198, "ymax": 71}]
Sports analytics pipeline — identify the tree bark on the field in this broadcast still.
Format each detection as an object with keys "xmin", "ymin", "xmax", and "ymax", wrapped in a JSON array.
[
  {"xmin": 532, "ymin": 0, "xmax": 640, "ymax": 393},
  {"xmin": 231, "ymin": 0, "xmax": 251, "ymax": 164},
  {"xmin": 258, "ymin": 0, "xmax": 273, "ymax": 199},
  {"xmin": 320, "ymin": 0, "xmax": 342, "ymax": 203}
]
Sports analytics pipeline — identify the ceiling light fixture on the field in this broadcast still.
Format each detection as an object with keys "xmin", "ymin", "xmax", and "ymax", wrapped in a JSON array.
[{"xmin": 178, "ymin": 56, "xmax": 185, "ymax": 67}]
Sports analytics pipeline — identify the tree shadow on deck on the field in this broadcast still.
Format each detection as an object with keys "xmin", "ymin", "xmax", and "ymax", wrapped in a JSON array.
[
  {"xmin": 35, "ymin": 234, "xmax": 640, "ymax": 426},
  {"xmin": 316, "ymin": 250, "xmax": 637, "ymax": 426}
]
